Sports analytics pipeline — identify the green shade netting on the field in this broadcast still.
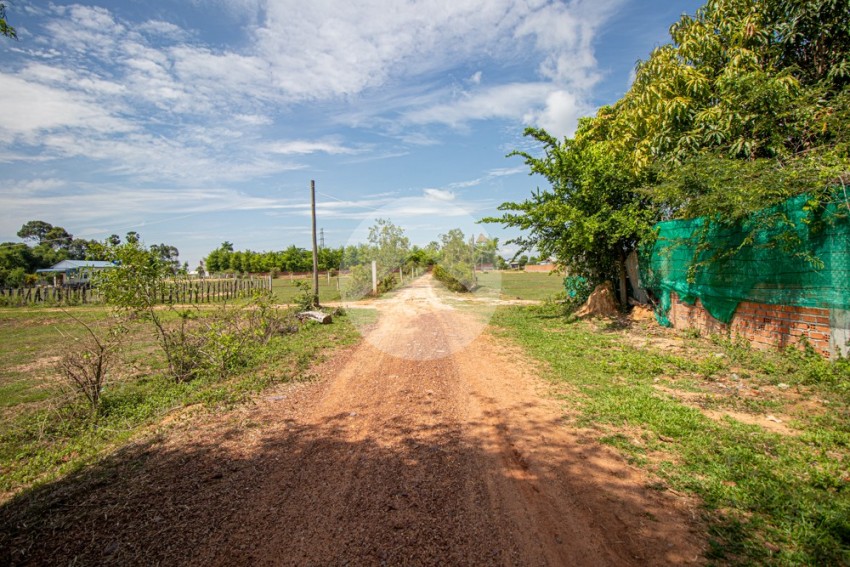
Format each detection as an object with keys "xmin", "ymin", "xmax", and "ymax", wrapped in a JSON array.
[{"xmin": 640, "ymin": 192, "xmax": 850, "ymax": 326}]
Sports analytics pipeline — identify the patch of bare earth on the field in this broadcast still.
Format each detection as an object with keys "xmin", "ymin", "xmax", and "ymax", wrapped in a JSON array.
[
  {"xmin": 616, "ymin": 313, "xmax": 827, "ymax": 437},
  {"xmin": 1, "ymin": 276, "xmax": 704, "ymax": 565}
]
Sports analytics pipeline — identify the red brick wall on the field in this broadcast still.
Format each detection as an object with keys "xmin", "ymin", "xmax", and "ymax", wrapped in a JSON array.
[
  {"xmin": 668, "ymin": 293, "xmax": 832, "ymax": 358},
  {"xmin": 523, "ymin": 264, "xmax": 557, "ymax": 273}
]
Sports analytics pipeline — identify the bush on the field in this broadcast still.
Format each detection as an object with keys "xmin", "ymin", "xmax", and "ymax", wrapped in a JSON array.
[
  {"xmin": 341, "ymin": 264, "xmax": 374, "ymax": 300},
  {"xmin": 433, "ymin": 264, "xmax": 474, "ymax": 292},
  {"xmin": 57, "ymin": 313, "xmax": 125, "ymax": 418},
  {"xmin": 377, "ymin": 272, "xmax": 399, "ymax": 294}
]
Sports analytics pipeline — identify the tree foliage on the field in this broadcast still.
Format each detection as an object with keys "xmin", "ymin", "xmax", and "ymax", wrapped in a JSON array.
[
  {"xmin": 205, "ymin": 242, "xmax": 343, "ymax": 274},
  {"xmin": 483, "ymin": 127, "xmax": 654, "ymax": 287},
  {"xmin": 368, "ymin": 218, "xmax": 410, "ymax": 273},
  {"xmin": 0, "ymin": 2, "xmax": 16, "ymax": 40},
  {"xmin": 487, "ymin": 0, "xmax": 850, "ymax": 303},
  {"xmin": 435, "ymin": 228, "xmax": 476, "ymax": 291}
]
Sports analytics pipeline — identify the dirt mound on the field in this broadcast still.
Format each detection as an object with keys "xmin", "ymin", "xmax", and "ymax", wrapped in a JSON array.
[
  {"xmin": 575, "ymin": 281, "xmax": 619, "ymax": 319},
  {"xmin": 630, "ymin": 303, "xmax": 656, "ymax": 322}
]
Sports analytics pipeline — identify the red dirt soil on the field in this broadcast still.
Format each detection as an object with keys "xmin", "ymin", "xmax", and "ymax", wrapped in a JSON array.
[{"xmin": 1, "ymin": 276, "xmax": 704, "ymax": 565}]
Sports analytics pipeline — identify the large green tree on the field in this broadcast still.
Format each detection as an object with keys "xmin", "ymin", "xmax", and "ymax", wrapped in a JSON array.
[
  {"xmin": 484, "ymin": 126, "xmax": 654, "ymax": 304},
  {"xmin": 488, "ymin": 0, "xmax": 850, "ymax": 306},
  {"xmin": 607, "ymin": 0, "xmax": 850, "ymax": 218}
]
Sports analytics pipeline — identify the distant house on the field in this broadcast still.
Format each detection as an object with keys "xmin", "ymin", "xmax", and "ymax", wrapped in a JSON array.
[{"xmin": 36, "ymin": 260, "xmax": 115, "ymax": 287}]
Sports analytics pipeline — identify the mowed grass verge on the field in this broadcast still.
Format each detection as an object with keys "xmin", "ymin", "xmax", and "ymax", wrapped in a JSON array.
[
  {"xmin": 492, "ymin": 304, "xmax": 850, "ymax": 565},
  {"xmin": 271, "ymin": 275, "xmax": 342, "ymax": 304},
  {"xmin": 0, "ymin": 304, "xmax": 359, "ymax": 499},
  {"xmin": 476, "ymin": 270, "xmax": 566, "ymax": 301}
]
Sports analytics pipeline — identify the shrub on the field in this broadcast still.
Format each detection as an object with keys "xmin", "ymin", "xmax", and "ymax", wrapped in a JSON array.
[
  {"xmin": 57, "ymin": 312, "xmax": 125, "ymax": 417},
  {"xmin": 433, "ymin": 264, "xmax": 474, "ymax": 292}
]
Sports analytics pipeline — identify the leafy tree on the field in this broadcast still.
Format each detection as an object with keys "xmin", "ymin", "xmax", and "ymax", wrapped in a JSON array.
[
  {"xmin": 43, "ymin": 226, "xmax": 72, "ymax": 250},
  {"xmin": 484, "ymin": 127, "xmax": 653, "ymax": 304},
  {"xmin": 17, "ymin": 221, "xmax": 54, "ymax": 244},
  {"xmin": 97, "ymin": 240, "xmax": 198, "ymax": 381},
  {"xmin": 0, "ymin": 3, "xmax": 16, "ymax": 40},
  {"xmin": 606, "ymin": 0, "xmax": 850, "ymax": 216},
  {"xmin": 67, "ymin": 238, "xmax": 95, "ymax": 260},
  {"xmin": 488, "ymin": 0, "xmax": 850, "ymax": 306},
  {"xmin": 151, "ymin": 243, "xmax": 180, "ymax": 274},
  {"xmin": 407, "ymin": 245, "xmax": 437, "ymax": 269},
  {"xmin": 436, "ymin": 228, "xmax": 476, "ymax": 291},
  {"xmin": 0, "ymin": 243, "xmax": 36, "ymax": 286},
  {"xmin": 474, "ymin": 236, "xmax": 500, "ymax": 267},
  {"xmin": 367, "ymin": 218, "xmax": 409, "ymax": 275}
]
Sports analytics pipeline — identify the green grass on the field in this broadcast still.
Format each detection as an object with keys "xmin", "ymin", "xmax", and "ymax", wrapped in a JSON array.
[
  {"xmin": 492, "ymin": 304, "xmax": 850, "ymax": 565},
  {"xmin": 0, "ymin": 308, "xmax": 115, "ymax": 415},
  {"xmin": 0, "ymin": 304, "xmax": 360, "ymax": 497},
  {"xmin": 271, "ymin": 275, "xmax": 342, "ymax": 304},
  {"xmin": 476, "ymin": 270, "xmax": 565, "ymax": 301}
]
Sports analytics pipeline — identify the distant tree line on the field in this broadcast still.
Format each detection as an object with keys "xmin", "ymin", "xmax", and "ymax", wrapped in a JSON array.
[
  {"xmin": 0, "ymin": 220, "xmax": 182, "ymax": 287},
  {"xmin": 203, "ymin": 230, "xmax": 505, "ymax": 276}
]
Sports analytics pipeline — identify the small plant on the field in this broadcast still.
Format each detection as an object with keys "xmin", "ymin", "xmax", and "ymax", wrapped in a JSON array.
[
  {"xmin": 247, "ymin": 291, "xmax": 297, "ymax": 342},
  {"xmin": 683, "ymin": 327, "xmax": 702, "ymax": 339},
  {"xmin": 56, "ymin": 311, "xmax": 125, "ymax": 417},
  {"xmin": 292, "ymin": 279, "xmax": 317, "ymax": 310}
]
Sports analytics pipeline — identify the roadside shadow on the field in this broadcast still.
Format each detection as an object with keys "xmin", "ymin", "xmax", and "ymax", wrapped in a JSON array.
[{"xmin": 0, "ymin": 400, "xmax": 704, "ymax": 566}]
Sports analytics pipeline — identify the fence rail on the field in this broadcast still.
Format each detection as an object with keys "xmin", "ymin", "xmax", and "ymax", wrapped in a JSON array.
[{"xmin": 0, "ymin": 277, "xmax": 272, "ymax": 307}]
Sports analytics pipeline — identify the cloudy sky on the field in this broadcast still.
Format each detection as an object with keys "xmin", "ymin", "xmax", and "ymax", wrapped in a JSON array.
[{"xmin": 0, "ymin": 0, "xmax": 703, "ymax": 268}]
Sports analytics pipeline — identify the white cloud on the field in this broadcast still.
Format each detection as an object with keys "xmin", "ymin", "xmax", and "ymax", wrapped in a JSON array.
[
  {"xmin": 136, "ymin": 20, "xmax": 190, "ymax": 41},
  {"xmin": 423, "ymin": 188, "xmax": 456, "ymax": 201},
  {"xmin": 265, "ymin": 140, "xmax": 357, "ymax": 156},
  {"xmin": 403, "ymin": 83, "xmax": 553, "ymax": 127},
  {"xmin": 0, "ymin": 73, "xmax": 133, "ymax": 140},
  {"xmin": 0, "ymin": 0, "xmax": 621, "ymax": 191},
  {"xmin": 523, "ymin": 89, "xmax": 591, "ymax": 138},
  {"xmin": 0, "ymin": 184, "xmax": 307, "ymax": 236},
  {"xmin": 233, "ymin": 113, "xmax": 273, "ymax": 126}
]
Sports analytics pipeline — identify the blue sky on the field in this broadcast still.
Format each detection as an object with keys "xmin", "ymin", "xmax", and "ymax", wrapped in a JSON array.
[{"xmin": 0, "ymin": 0, "xmax": 703, "ymax": 268}]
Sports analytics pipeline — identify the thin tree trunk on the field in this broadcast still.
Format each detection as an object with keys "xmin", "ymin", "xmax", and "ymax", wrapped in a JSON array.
[{"xmin": 618, "ymin": 253, "xmax": 628, "ymax": 308}]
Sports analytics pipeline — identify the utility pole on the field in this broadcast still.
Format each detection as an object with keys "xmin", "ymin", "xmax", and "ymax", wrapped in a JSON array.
[{"xmin": 311, "ymin": 180, "xmax": 320, "ymax": 307}]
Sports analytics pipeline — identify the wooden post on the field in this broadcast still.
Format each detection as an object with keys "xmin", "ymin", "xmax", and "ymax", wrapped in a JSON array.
[
  {"xmin": 371, "ymin": 261, "xmax": 377, "ymax": 295},
  {"xmin": 311, "ymin": 180, "xmax": 320, "ymax": 307}
]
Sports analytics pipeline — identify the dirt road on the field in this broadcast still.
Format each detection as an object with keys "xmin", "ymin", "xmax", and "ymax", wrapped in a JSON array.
[{"xmin": 2, "ymin": 275, "xmax": 703, "ymax": 565}]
